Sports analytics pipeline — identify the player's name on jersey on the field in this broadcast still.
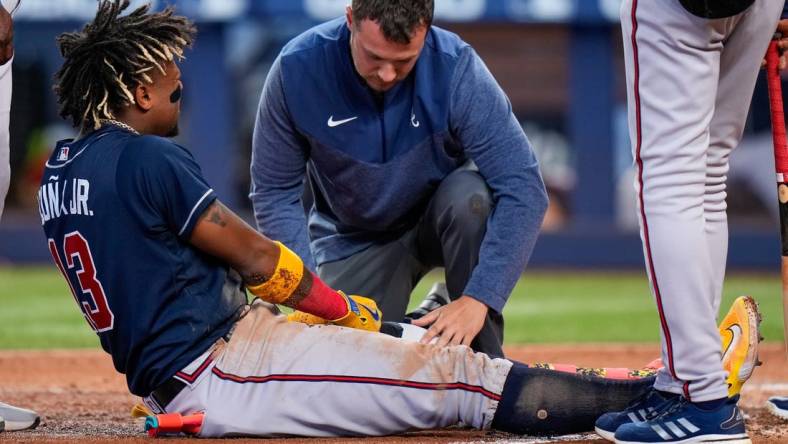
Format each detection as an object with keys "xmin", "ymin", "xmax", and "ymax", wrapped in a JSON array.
[{"xmin": 37, "ymin": 177, "xmax": 94, "ymax": 225}]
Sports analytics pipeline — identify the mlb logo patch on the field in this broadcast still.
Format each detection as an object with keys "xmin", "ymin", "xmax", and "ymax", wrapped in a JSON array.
[{"xmin": 57, "ymin": 147, "xmax": 70, "ymax": 161}]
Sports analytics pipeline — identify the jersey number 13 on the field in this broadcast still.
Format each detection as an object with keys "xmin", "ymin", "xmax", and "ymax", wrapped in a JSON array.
[{"xmin": 48, "ymin": 232, "xmax": 115, "ymax": 332}]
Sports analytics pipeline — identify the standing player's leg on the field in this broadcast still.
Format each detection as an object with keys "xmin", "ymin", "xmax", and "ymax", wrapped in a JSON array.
[
  {"xmin": 704, "ymin": 1, "xmax": 781, "ymax": 319},
  {"xmin": 416, "ymin": 166, "xmax": 504, "ymax": 357},
  {"xmin": 607, "ymin": 0, "xmax": 727, "ymax": 441},
  {"xmin": 0, "ymin": 4, "xmax": 38, "ymax": 433},
  {"xmin": 702, "ymin": 4, "xmax": 779, "ymax": 402},
  {"xmin": 608, "ymin": 0, "xmax": 781, "ymax": 442},
  {"xmin": 0, "ymin": 6, "xmax": 12, "ymax": 220},
  {"xmin": 710, "ymin": 7, "xmax": 787, "ymax": 429},
  {"xmin": 150, "ymin": 300, "xmax": 653, "ymax": 438},
  {"xmin": 621, "ymin": 0, "xmax": 725, "ymax": 403}
]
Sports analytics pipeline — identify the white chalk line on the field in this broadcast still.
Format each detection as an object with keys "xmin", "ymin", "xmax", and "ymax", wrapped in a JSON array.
[
  {"xmin": 745, "ymin": 382, "xmax": 788, "ymax": 391},
  {"xmin": 449, "ymin": 434, "xmax": 595, "ymax": 444}
]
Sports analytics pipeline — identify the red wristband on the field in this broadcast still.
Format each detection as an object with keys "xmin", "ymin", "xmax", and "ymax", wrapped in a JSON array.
[{"xmin": 292, "ymin": 272, "xmax": 349, "ymax": 321}]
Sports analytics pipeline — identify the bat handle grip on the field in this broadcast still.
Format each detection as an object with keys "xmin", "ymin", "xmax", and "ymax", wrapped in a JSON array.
[
  {"xmin": 767, "ymin": 40, "xmax": 788, "ymax": 178},
  {"xmin": 766, "ymin": 36, "xmax": 788, "ymax": 356}
]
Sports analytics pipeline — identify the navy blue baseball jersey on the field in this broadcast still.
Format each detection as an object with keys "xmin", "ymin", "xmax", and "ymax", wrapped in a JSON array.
[{"xmin": 39, "ymin": 125, "xmax": 246, "ymax": 396}]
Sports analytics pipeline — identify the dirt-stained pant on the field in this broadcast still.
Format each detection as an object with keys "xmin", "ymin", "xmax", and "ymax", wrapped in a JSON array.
[
  {"xmin": 145, "ymin": 300, "xmax": 511, "ymax": 437},
  {"xmin": 620, "ymin": 0, "xmax": 782, "ymax": 401},
  {"xmin": 319, "ymin": 166, "xmax": 505, "ymax": 358}
]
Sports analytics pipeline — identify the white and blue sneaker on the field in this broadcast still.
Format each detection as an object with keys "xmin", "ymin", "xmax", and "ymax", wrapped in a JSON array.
[
  {"xmin": 614, "ymin": 396, "xmax": 750, "ymax": 444},
  {"xmin": 595, "ymin": 389, "xmax": 678, "ymax": 441},
  {"xmin": 767, "ymin": 396, "xmax": 788, "ymax": 420}
]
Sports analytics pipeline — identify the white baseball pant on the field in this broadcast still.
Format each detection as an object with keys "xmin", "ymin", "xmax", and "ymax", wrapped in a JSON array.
[{"xmin": 145, "ymin": 300, "xmax": 511, "ymax": 437}]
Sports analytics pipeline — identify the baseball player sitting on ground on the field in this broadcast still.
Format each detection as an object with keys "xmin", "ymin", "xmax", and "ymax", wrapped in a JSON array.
[
  {"xmin": 0, "ymin": 0, "xmax": 40, "ymax": 433},
  {"xmin": 40, "ymin": 1, "xmax": 760, "ymax": 438},
  {"xmin": 250, "ymin": 0, "xmax": 549, "ymax": 358}
]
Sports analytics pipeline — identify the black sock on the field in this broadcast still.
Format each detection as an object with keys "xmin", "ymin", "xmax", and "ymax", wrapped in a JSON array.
[
  {"xmin": 694, "ymin": 397, "xmax": 727, "ymax": 411},
  {"xmin": 656, "ymin": 390, "xmax": 680, "ymax": 400}
]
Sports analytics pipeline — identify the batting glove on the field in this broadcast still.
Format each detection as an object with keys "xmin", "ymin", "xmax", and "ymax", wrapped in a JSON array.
[{"xmin": 287, "ymin": 292, "xmax": 382, "ymax": 332}]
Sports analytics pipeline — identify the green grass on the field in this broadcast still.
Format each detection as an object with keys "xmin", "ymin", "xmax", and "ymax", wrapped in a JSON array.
[
  {"xmin": 0, "ymin": 267, "xmax": 783, "ymax": 349},
  {"xmin": 0, "ymin": 267, "xmax": 101, "ymax": 349},
  {"xmin": 412, "ymin": 271, "xmax": 785, "ymax": 344}
]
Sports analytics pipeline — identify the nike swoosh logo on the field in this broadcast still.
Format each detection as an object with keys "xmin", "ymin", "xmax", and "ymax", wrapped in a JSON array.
[
  {"xmin": 359, "ymin": 303, "xmax": 380, "ymax": 322},
  {"xmin": 722, "ymin": 324, "xmax": 742, "ymax": 365},
  {"xmin": 327, "ymin": 115, "xmax": 358, "ymax": 127}
]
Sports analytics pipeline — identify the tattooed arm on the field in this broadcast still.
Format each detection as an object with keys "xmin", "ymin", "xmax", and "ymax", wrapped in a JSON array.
[
  {"xmin": 190, "ymin": 200, "xmax": 279, "ymax": 286},
  {"xmin": 189, "ymin": 201, "xmax": 377, "ymax": 328}
]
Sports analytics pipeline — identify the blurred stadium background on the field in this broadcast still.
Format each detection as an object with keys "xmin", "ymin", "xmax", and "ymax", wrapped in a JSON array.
[{"xmin": 0, "ymin": 0, "xmax": 784, "ymax": 346}]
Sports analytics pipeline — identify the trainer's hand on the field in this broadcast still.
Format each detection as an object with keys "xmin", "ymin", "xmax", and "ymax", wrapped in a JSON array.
[
  {"xmin": 412, "ymin": 295, "xmax": 487, "ymax": 347},
  {"xmin": 0, "ymin": 3, "xmax": 12, "ymax": 65}
]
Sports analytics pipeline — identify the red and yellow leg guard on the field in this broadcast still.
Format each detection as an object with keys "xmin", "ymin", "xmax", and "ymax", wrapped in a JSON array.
[{"xmin": 527, "ymin": 362, "xmax": 659, "ymax": 380}]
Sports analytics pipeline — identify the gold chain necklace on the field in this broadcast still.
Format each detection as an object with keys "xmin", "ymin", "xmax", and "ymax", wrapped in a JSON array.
[{"xmin": 100, "ymin": 119, "xmax": 140, "ymax": 135}]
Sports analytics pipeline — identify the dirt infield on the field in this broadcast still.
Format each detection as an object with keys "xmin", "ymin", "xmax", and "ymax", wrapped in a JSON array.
[{"xmin": 0, "ymin": 344, "xmax": 785, "ymax": 443}]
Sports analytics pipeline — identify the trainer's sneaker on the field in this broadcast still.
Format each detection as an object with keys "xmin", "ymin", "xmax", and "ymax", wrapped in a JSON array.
[
  {"xmin": 0, "ymin": 402, "xmax": 40, "ymax": 431},
  {"xmin": 766, "ymin": 396, "xmax": 788, "ymax": 420},
  {"xmin": 718, "ymin": 296, "xmax": 762, "ymax": 397},
  {"xmin": 405, "ymin": 282, "xmax": 450, "ymax": 321},
  {"xmin": 595, "ymin": 389, "xmax": 678, "ymax": 441},
  {"xmin": 614, "ymin": 396, "xmax": 749, "ymax": 444}
]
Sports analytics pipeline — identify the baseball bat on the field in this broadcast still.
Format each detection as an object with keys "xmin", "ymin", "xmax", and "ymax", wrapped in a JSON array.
[{"xmin": 765, "ymin": 36, "xmax": 788, "ymax": 354}]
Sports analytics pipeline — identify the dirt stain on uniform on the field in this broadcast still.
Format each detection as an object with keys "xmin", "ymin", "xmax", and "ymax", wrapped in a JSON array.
[{"xmin": 393, "ymin": 340, "xmax": 436, "ymax": 381}]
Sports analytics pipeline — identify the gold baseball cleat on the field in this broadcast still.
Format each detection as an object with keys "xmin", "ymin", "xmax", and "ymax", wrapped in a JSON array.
[{"xmin": 719, "ymin": 296, "xmax": 762, "ymax": 397}]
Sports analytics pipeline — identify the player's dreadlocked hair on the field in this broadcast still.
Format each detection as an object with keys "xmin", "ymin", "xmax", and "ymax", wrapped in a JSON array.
[{"xmin": 53, "ymin": 0, "xmax": 196, "ymax": 131}]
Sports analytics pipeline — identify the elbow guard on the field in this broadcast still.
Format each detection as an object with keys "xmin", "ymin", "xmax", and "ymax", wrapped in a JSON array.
[
  {"xmin": 245, "ymin": 241, "xmax": 305, "ymax": 305},
  {"xmin": 245, "ymin": 242, "xmax": 349, "ymax": 321}
]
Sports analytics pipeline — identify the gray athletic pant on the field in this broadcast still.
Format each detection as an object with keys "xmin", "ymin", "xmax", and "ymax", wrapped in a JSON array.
[
  {"xmin": 0, "ymin": 56, "xmax": 11, "ymax": 220},
  {"xmin": 318, "ymin": 168, "xmax": 505, "ymax": 357},
  {"xmin": 620, "ymin": 0, "xmax": 782, "ymax": 401}
]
